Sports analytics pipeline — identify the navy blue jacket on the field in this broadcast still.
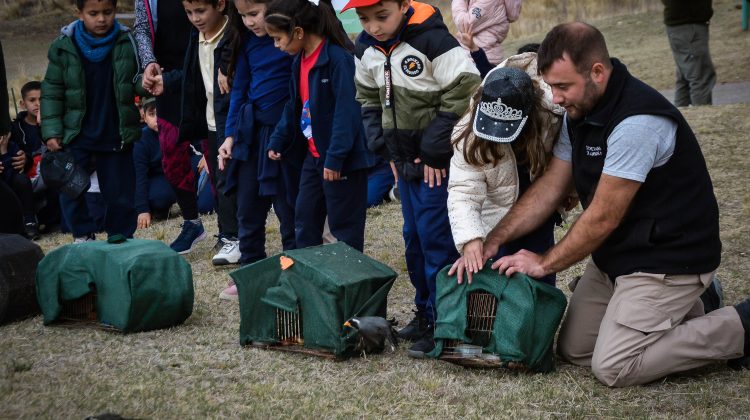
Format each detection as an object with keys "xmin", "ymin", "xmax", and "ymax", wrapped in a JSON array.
[
  {"xmin": 169, "ymin": 23, "xmax": 233, "ymax": 143},
  {"xmin": 267, "ymin": 40, "xmax": 373, "ymax": 174},
  {"xmin": 0, "ymin": 141, "xmax": 21, "ymax": 183},
  {"xmin": 132, "ymin": 126, "xmax": 163, "ymax": 214}
]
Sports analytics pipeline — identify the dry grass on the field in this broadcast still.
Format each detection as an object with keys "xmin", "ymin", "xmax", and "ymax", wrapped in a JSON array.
[{"xmin": 1, "ymin": 1, "xmax": 750, "ymax": 418}]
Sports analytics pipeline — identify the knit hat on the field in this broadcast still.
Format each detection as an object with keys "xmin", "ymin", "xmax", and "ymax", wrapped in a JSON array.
[{"xmin": 473, "ymin": 67, "xmax": 535, "ymax": 143}]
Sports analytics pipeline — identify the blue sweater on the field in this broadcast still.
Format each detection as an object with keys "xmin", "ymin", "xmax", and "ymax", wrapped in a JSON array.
[
  {"xmin": 132, "ymin": 126, "xmax": 163, "ymax": 213},
  {"xmin": 268, "ymin": 40, "xmax": 373, "ymax": 174},
  {"xmin": 224, "ymin": 32, "xmax": 293, "ymax": 144}
]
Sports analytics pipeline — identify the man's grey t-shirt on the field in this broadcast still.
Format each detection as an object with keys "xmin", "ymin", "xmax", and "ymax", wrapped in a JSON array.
[{"xmin": 553, "ymin": 114, "xmax": 678, "ymax": 182}]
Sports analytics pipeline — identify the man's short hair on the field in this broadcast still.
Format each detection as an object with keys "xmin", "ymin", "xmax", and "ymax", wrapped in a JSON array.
[
  {"xmin": 20, "ymin": 81, "xmax": 41, "ymax": 99},
  {"xmin": 537, "ymin": 22, "xmax": 611, "ymax": 75},
  {"xmin": 75, "ymin": 0, "xmax": 118, "ymax": 10}
]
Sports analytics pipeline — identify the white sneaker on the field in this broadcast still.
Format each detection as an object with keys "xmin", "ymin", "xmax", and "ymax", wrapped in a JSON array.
[
  {"xmin": 73, "ymin": 234, "xmax": 96, "ymax": 244},
  {"xmin": 212, "ymin": 238, "xmax": 241, "ymax": 266}
]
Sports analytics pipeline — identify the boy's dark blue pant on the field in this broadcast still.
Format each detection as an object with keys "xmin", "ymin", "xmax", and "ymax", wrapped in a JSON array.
[
  {"xmin": 236, "ymin": 157, "xmax": 295, "ymax": 265},
  {"xmin": 147, "ymin": 173, "xmax": 177, "ymax": 213},
  {"xmin": 295, "ymin": 154, "xmax": 367, "ymax": 252},
  {"xmin": 59, "ymin": 147, "xmax": 136, "ymax": 238},
  {"xmin": 399, "ymin": 176, "xmax": 459, "ymax": 323},
  {"xmin": 367, "ymin": 159, "xmax": 394, "ymax": 208}
]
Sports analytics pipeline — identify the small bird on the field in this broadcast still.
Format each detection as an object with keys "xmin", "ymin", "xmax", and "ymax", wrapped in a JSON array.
[{"xmin": 343, "ymin": 316, "xmax": 399, "ymax": 355}]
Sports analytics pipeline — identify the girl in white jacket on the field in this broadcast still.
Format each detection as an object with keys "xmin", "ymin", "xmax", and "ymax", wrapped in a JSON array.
[
  {"xmin": 447, "ymin": 54, "xmax": 564, "ymax": 285},
  {"xmin": 452, "ymin": 0, "xmax": 522, "ymax": 65}
]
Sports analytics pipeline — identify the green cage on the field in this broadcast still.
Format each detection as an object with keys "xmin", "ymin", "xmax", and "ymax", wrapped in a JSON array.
[
  {"xmin": 36, "ymin": 239, "xmax": 194, "ymax": 333},
  {"xmin": 231, "ymin": 242, "xmax": 397, "ymax": 358},
  {"xmin": 427, "ymin": 263, "xmax": 568, "ymax": 372}
]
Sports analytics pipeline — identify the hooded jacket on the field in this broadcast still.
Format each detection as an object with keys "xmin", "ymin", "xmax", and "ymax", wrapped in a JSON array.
[
  {"xmin": 447, "ymin": 53, "xmax": 563, "ymax": 252},
  {"xmin": 41, "ymin": 22, "xmax": 146, "ymax": 148},
  {"xmin": 452, "ymin": 0, "xmax": 521, "ymax": 65},
  {"xmin": 355, "ymin": 2, "xmax": 480, "ymax": 181}
]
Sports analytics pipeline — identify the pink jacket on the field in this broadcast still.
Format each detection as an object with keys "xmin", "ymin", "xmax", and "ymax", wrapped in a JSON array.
[{"xmin": 452, "ymin": 0, "xmax": 522, "ymax": 65}]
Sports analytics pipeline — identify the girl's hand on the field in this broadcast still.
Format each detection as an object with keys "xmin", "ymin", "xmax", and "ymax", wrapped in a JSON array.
[
  {"xmin": 217, "ymin": 69, "xmax": 230, "ymax": 95},
  {"xmin": 268, "ymin": 150, "xmax": 282, "ymax": 161},
  {"xmin": 197, "ymin": 155, "xmax": 208, "ymax": 174},
  {"xmin": 218, "ymin": 137, "xmax": 233, "ymax": 171},
  {"xmin": 456, "ymin": 23, "xmax": 478, "ymax": 52},
  {"xmin": 323, "ymin": 168, "xmax": 341, "ymax": 181},
  {"xmin": 142, "ymin": 62, "xmax": 161, "ymax": 90},
  {"xmin": 448, "ymin": 238, "xmax": 483, "ymax": 284},
  {"xmin": 149, "ymin": 75, "xmax": 164, "ymax": 96},
  {"xmin": 389, "ymin": 160, "xmax": 398, "ymax": 182},
  {"xmin": 137, "ymin": 212, "xmax": 152, "ymax": 229},
  {"xmin": 414, "ymin": 157, "xmax": 446, "ymax": 188}
]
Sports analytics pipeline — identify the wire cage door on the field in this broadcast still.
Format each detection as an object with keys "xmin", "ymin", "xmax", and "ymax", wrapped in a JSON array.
[
  {"xmin": 275, "ymin": 305, "xmax": 303, "ymax": 346},
  {"xmin": 443, "ymin": 290, "xmax": 499, "ymax": 351}
]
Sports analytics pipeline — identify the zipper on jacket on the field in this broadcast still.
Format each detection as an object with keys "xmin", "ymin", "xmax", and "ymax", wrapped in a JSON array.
[{"xmin": 375, "ymin": 44, "xmax": 400, "ymax": 137}]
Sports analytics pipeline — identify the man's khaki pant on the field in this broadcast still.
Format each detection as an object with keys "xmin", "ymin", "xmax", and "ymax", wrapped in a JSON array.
[{"xmin": 557, "ymin": 260, "xmax": 744, "ymax": 387}]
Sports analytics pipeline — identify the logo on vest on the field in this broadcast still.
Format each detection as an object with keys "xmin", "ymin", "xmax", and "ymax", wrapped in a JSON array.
[
  {"xmin": 401, "ymin": 56, "xmax": 424, "ymax": 77},
  {"xmin": 585, "ymin": 145, "xmax": 603, "ymax": 157}
]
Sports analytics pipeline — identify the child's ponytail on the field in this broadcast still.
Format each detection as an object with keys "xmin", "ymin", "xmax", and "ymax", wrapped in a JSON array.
[{"xmin": 265, "ymin": 0, "xmax": 350, "ymax": 51}]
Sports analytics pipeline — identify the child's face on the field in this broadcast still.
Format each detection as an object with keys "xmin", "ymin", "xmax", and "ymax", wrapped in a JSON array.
[
  {"xmin": 21, "ymin": 89, "xmax": 41, "ymax": 120},
  {"xmin": 267, "ymin": 25, "xmax": 304, "ymax": 55},
  {"xmin": 236, "ymin": 1, "xmax": 267, "ymax": 37},
  {"xmin": 144, "ymin": 107, "xmax": 158, "ymax": 132},
  {"xmin": 77, "ymin": 0, "xmax": 116, "ymax": 38},
  {"xmin": 356, "ymin": 0, "xmax": 409, "ymax": 42},
  {"xmin": 182, "ymin": 0, "xmax": 226, "ymax": 36}
]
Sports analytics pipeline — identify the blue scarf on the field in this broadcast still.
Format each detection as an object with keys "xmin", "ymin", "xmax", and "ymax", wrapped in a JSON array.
[{"xmin": 73, "ymin": 20, "xmax": 121, "ymax": 62}]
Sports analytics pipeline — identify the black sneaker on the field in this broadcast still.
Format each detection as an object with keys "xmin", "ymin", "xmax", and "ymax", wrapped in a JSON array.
[
  {"xmin": 728, "ymin": 298, "xmax": 750, "ymax": 371},
  {"xmin": 407, "ymin": 329, "xmax": 435, "ymax": 359},
  {"xmin": 700, "ymin": 276, "xmax": 724, "ymax": 313},
  {"xmin": 24, "ymin": 222, "xmax": 40, "ymax": 240},
  {"xmin": 397, "ymin": 313, "xmax": 430, "ymax": 341}
]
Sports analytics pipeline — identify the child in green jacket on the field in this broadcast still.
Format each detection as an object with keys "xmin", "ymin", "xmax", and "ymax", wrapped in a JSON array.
[{"xmin": 42, "ymin": 0, "xmax": 147, "ymax": 242}]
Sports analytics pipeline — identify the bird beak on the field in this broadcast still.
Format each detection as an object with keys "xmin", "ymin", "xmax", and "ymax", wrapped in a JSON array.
[{"xmin": 343, "ymin": 321, "xmax": 352, "ymax": 328}]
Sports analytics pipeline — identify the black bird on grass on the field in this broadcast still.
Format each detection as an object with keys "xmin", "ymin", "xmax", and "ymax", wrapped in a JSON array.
[{"xmin": 343, "ymin": 316, "xmax": 399, "ymax": 355}]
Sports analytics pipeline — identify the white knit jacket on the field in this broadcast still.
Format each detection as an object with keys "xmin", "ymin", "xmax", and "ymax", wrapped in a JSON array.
[{"xmin": 447, "ymin": 53, "xmax": 564, "ymax": 253}]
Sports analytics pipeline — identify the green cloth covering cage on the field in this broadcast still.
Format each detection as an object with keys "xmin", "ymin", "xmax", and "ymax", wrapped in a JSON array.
[
  {"xmin": 427, "ymin": 263, "xmax": 567, "ymax": 372},
  {"xmin": 36, "ymin": 239, "xmax": 193, "ymax": 333},
  {"xmin": 231, "ymin": 242, "xmax": 397, "ymax": 358}
]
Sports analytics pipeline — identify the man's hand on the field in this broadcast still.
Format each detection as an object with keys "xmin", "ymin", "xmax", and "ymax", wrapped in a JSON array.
[
  {"xmin": 149, "ymin": 75, "xmax": 165, "ymax": 96},
  {"xmin": 217, "ymin": 69, "xmax": 230, "ymax": 95},
  {"xmin": 414, "ymin": 157, "xmax": 446, "ymax": 188},
  {"xmin": 448, "ymin": 238, "xmax": 483, "ymax": 284},
  {"xmin": 46, "ymin": 138, "xmax": 62, "ymax": 152},
  {"xmin": 12, "ymin": 150, "xmax": 26, "ymax": 172},
  {"xmin": 137, "ymin": 212, "xmax": 152, "ymax": 229},
  {"xmin": 323, "ymin": 168, "xmax": 341, "ymax": 181},
  {"xmin": 218, "ymin": 137, "xmax": 233, "ymax": 171},
  {"xmin": 492, "ymin": 249, "xmax": 548, "ymax": 279},
  {"xmin": 268, "ymin": 150, "xmax": 282, "ymax": 161}
]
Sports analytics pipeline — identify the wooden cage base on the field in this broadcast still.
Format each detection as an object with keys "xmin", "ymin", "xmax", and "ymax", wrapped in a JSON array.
[
  {"xmin": 439, "ymin": 354, "xmax": 528, "ymax": 371},
  {"xmin": 246, "ymin": 342, "xmax": 342, "ymax": 361}
]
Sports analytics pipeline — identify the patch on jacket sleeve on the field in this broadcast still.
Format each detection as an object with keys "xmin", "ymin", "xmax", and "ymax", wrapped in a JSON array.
[
  {"xmin": 401, "ymin": 55, "xmax": 424, "ymax": 77},
  {"xmin": 471, "ymin": 7, "xmax": 481, "ymax": 19}
]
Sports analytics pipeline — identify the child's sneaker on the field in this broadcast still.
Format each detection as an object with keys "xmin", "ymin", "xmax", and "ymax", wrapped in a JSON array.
[
  {"xmin": 212, "ymin": 237, "xmax": 241, "ymax": 266},
  {"xmin": 73, "ymin": 233, "xmax": 96, "ymax": 243},
  {"xmin": 170, "ymin": 219, "xmax": 206, "ymax": 254},
  {"xmin": 24, "ymin": 222, "xmax": 40, "ymax": 240},
  {"xmin": 219, "ymin": 284, "xmax": 239, "ymax": 301}
]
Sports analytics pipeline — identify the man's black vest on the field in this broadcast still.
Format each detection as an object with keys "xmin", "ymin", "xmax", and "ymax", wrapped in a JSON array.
[{"xmin": 568, "ymin": 59, "xmax": 721, "ymax": 279}]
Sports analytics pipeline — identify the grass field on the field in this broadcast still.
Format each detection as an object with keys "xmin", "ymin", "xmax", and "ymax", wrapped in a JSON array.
[{"xmin": 1, "ymin": 0, "xmax": 750, "ymax": 418}]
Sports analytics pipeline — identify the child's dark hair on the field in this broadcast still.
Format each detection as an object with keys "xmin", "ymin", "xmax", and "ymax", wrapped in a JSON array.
[
  {"xmin": 20, "ymin": 81, "xmax": 41, "ymax": 99},
  {"xmin": 75, "ymin": 0, "xmax": 117, "ymax": 10},
  {"xmin": 183, "ymin": 0, "xmax": 223, "ymax": 7},
  {"xmin": 517, "ymin": 43, "xmax": 540, "ymax": 54},
  {"xmin": 142, "ymin": 100, "xmax": 157, "ymax": 114},
  {"xmin": 264, "ymin": 0, "xmax": 349, "ymax": 51},
  {"xmin": 226, "ymin": 0, "xmax": 273, "ymax": 80}
]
